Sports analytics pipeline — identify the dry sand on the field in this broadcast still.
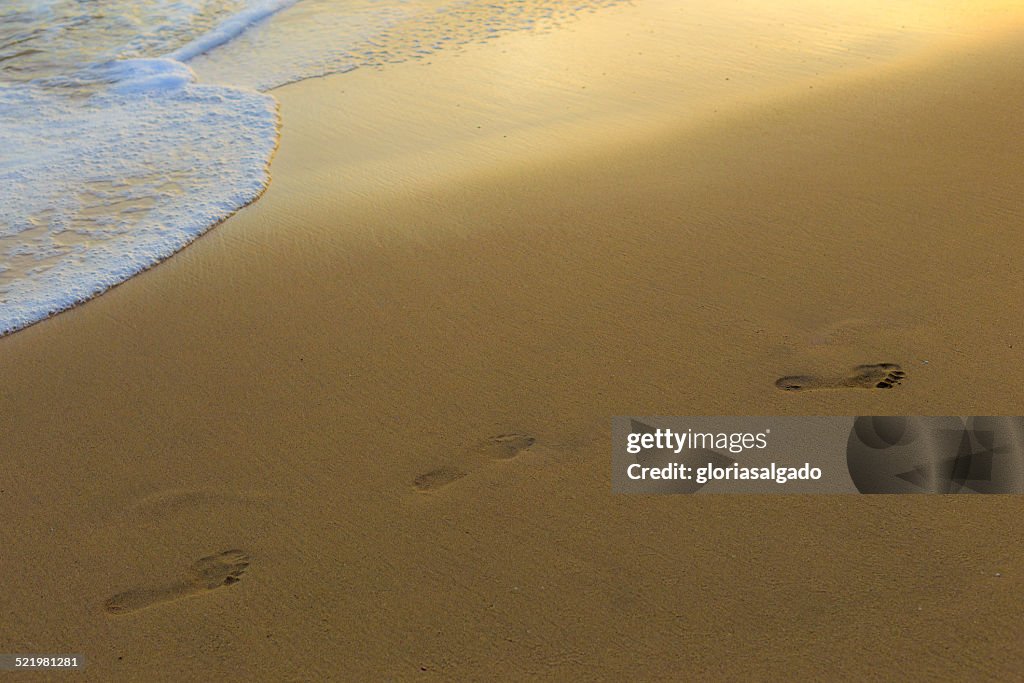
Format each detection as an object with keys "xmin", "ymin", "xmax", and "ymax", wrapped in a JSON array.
[{"xmin": 2, "ymin": 1, "xmax": 1024, "ymax": 680}]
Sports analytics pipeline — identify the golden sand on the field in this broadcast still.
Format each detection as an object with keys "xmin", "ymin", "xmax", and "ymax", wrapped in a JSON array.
[{"xmin": 2, "ymin": 1, "xmax": 1023, "ymax": 679}]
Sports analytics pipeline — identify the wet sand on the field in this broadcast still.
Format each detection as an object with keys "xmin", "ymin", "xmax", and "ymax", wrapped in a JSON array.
[{"xmin": 2, "ymin": 2, "xmax": 1024, "ymax": 680}]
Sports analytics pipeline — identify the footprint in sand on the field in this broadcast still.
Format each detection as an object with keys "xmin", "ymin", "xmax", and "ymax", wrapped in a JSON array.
[
  {"xmin": 413, "ymin": 466, "xmax": 468, "ymax": 491},
  {"xmin": 413, "ymin": 434, "xmax": 535, "ymax": 492},
  {"xmin": 104, "ymin": 550, "xmax": 250, "ymax": 615},
  {"xmin": 480, "ymin": 433, "xmax": 536, "ymax": 460},
  {"xmin": 775, "ymin": 363, "xmax": 906, "ymax": 391}
]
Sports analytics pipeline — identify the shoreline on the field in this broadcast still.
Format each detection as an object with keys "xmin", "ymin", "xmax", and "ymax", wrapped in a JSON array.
[{"xmin": 2, "ymin": 4, "xmax": 1024, "ymax": 680}]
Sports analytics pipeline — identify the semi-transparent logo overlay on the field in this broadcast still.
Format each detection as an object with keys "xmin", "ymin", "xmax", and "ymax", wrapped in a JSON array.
[{"xmin": 612, "ymin": 417, "xmax": 1024, "ymax": 494}]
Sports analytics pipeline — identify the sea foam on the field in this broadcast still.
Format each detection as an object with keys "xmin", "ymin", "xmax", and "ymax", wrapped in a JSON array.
[
  {"xmin": 0, "ymin": 81, "xmax": 277, "ymax": 334},
  {"xmin": 0, "ymin": 0, "xmax": 284, "ymax": 334}
]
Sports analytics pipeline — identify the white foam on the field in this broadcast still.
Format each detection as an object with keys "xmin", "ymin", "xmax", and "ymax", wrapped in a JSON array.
[
  {"xmin": 96, "ymin": 58, "xmax": 198, "ymax": 94},
  {"xmin": 168, "ymin": 0, "xmax": 300, "ymax": 63},
  {"xmin": 0, "ymin": 82, "xmax": 277, "ymax": 335}
]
